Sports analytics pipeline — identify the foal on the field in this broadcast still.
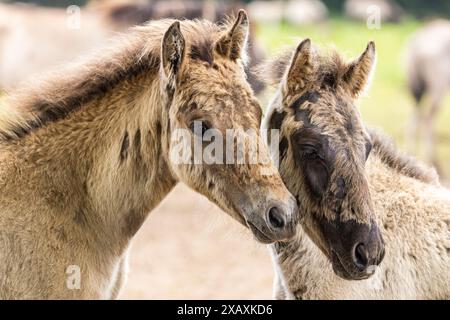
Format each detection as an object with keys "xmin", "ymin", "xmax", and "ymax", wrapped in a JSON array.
[
  {"xmin": 0, "ymin": 12, "xmax": 297, "ymax": 299},
  {"xmin": 263, "ymin": 40, "xmax": 449, "ymax": 299},
  {"xmin": 261, "ymin": 39, "xmax": 385, "ymax": 283}
]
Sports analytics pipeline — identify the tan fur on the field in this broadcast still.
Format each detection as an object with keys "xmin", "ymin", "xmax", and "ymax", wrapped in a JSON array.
[
  {"xmin": 262, "ymin": 42, "xmax": 450, "ymax": 299},
  {"xmin": 0, "ymin": 15, "xmax": 296, "ymax": 299}
]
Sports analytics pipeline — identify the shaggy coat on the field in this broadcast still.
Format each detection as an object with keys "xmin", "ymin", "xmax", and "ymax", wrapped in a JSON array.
[
  {"xmin": 260, "ymin": 39, "xmax": 386, "ymax": 282},
  {"xmin": 262, "ymin": 41, "xmax": 450, "ymax": 299},
  {"xmin": 0, "ymin": 14, "xmax": 297, "ymax": 299}
]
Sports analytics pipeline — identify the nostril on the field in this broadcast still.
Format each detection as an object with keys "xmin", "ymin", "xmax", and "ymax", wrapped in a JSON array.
[
  {"xmin": 354, "ymin": 243, "xmax": 369, "ymax": 269},
  {"xmin": 268, "ymin": 206, "xmax": 286, "ymax": 230}
]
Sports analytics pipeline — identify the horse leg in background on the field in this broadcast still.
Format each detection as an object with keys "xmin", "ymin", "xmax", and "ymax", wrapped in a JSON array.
[
  {"xmin": 405, "ymin": 61, "xmax": 426, "ymax": 157},
  {"xmin": 424, "ymin": 89, "xmax": 445, "ymax": 174},
  {"xmin": 405, "ymin": 103, "xmax": 423, "ymax": 156}
]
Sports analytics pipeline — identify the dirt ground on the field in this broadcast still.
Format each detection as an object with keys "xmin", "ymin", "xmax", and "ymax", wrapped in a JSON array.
[
  {"xmin": 120, "ymin": 179, "xmax": 450, "ymax": 300},
  {"xmin": 119, "ymin": 183, "xmax": 274, "ymax": 299}
]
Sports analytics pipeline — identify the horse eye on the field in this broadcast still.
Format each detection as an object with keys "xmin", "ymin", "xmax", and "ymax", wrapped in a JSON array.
[
  {"xmin": 304, "ymin": 148, "xmax": 317, "ymax": 159},
  {"xmin": 300, "ymin": 144, "xmax": 320, "ymax": 160},
  {"xmin": 190, "ymin": 121, "xmax": 210, "ymax": 137}
]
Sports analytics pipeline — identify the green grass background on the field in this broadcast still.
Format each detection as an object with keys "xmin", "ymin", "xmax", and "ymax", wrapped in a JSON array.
[{"xmin": 256, "ymin": 18, "xmax": 450, "ymax": 178}]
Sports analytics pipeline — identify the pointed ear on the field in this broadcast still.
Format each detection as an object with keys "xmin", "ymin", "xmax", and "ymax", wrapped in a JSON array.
[
  {"xmin": 285, "ymin": 39, "xmax": 313, "ymax": 92},
  {"xmin": 215, "ymin": 10, "xmax": 249, "ymax": 62},
  {"xmin": 161, "ymin": 21, "xmax": 186, "ymax": 85},
  {"xmin": 344, "ymin": 41, "xmax": 376, "ymax": 97}
]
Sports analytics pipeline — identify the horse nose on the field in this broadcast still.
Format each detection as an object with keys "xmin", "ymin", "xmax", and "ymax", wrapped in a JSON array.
[
  {"xmin": 265, "ymin": 198, "xmax": 297, "ymax": 240},
  {"xmin": 353, "ymin": 243, "xmax": 369, "ymax": 269},
  {"xmin": 352, "ymin": 238, "xmax": 385, "ymax": 272},
  {"xmin": 268, "ymin": 206, "xmax": 286, "ymax": 230}
]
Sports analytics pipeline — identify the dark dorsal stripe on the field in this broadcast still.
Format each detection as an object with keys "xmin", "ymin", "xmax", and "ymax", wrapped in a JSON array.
[
  {"xmin": 134, "ymin": 129, "xmax": 141, "ymax": 148},
  {"xmin": 1, "ymin": 59, "xmax": 157, "ymax": 142},
  {"xmin": 134, "ymin": 128, "xmax": 142, "ymax": 161},
  {"xmin": 120, "ymin": 131, "xmax": 130, "ymax": 162}
]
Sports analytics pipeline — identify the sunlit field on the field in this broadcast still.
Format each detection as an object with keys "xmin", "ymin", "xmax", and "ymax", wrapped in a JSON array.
[{"xmin": 257, "ymin": 17, "xmax": 450, "ymax": 179}]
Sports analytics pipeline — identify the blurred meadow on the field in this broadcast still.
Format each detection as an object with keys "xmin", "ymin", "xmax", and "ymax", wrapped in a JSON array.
[{"xmin": 256, "ymin": 17, "xmax": 450, "ymax": 178}]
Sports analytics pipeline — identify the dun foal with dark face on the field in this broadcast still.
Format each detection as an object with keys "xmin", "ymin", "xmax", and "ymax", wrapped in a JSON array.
[
  {"xmin": 263, "ymin": 40, "xmax": 449, "ymax": 299},
  {"xmin": 0, "ymin": 12, "xmax": 297, "ymax": 299},
  {"xmin": 262, "ymin": 39, "xmax": 385, "ymax": 282}
]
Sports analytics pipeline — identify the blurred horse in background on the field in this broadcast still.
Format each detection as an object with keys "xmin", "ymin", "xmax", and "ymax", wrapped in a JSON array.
[
  {"xmin": 406, "ymin": 20, "xmax": 450, "ymax": 172},
  {"xmin": 0, "ymin": 2, "xmax": 110, "ymax": 90},
  {"xmin": 0, "ymin": 0, "xmax": 265, "ymax": 93}
]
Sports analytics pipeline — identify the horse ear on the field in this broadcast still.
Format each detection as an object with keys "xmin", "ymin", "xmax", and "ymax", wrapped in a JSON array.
[
  {"xmin": 344, "ymin": 41, "xmax": 376, "ymax": 97},
  {"xmin": 285, "ymin": 39, "xmax": 313, "ymax": 92},
  {"xmin": 215, "ymin": 10, "xmax": 249, "ymax": 62},
  {"xmin": 161, "ymin": 21, "xmax": 186, "ymax": 85}
]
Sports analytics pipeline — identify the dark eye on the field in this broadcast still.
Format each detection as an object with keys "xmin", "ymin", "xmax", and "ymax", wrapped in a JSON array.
[
  {"xmin": 189, "ymin": 120, "xmax": 210, "ymax": 137},
  {"xmin": 300, "ymin": 144, "xmax": 323, "ymax": 161},
  {"xmin": 303, "ymin": 146, "xmax": 318, "ymax": 159},
  {"xmin": 365, "ymin": 140, "xmax": 373, "ymax": 160}
]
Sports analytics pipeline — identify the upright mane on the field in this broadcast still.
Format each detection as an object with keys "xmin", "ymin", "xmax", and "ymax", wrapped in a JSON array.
[
  {"xmin": 0, "ymin": 18, "xmax": 228, "ymax": 141},
  {"xmin": 368, "ymin": 128, "xmax": 440, "ymax": 185}
]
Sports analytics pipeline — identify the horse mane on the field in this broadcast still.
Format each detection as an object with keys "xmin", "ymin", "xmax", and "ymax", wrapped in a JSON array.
[
  {"xmin": 368, "ymin": 127, "xmax": 440, "ymax": 185},
  {"xmin": 0, "ymin": 18, "xmax": 227, "ymax": 141}
]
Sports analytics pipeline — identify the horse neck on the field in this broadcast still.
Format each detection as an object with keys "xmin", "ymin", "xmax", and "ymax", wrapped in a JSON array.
[
  {"xmin": 89, "ymin": 77, "xmax": 178, "ymax": 238},
  {"xmin": 12, "ymin": 74, "xmax": 177, "ymax": 248},
  {"xmin": 272, "ymin": 227, "xmax": 331, "ymax": 297}
]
